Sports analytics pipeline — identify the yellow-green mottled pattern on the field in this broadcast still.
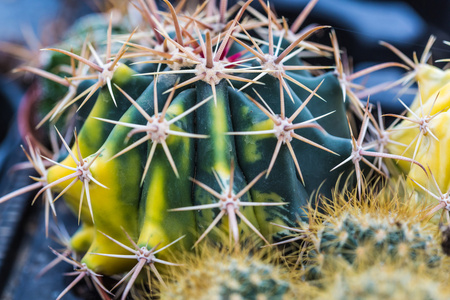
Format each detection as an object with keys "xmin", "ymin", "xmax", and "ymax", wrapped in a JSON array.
[
  {"xmin": 77, "ymin": 64, "xmax": 138, "ymax": 157},
  {"xmin": 252, "ymin": 191, "xmax": 290, "ymax": 237},
  {"xmin": 81, "ymin": 148, "xmax": 141, "ymax": 274},
  {"xmin": 77, "ymin": 91, "xmax": 108, "ymax": 155},
  {"xmin": 139, "ymin": 165, "xmax": 168, "ymax": 245},
  {"xmin": 47, "ymin": 147, "xmax": 141, "ymax": 274},
  {"xmin": 211, "ymin": 97, "xmax": 231, "ymax": 175},
  {"xmin": 242, "ymin": 118, "xmax": 274, "ymax": 163},
  {"xmin": 138, "ymin": 90, "xmax": 197, "ymax": 254},
  {"xmin": 47, "ymin": 156, "xmax": 93, "ymax": 225},
  {"xmin": 193, "ymin": 81, "xmax": 261, "ymax": 242},
  {"xmin": 112, "ymin": 63, "xmax": 135, "ymax": 86}
]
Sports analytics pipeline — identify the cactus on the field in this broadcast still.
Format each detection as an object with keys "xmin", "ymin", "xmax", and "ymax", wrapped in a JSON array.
[
  {"xmin": 315, "ymin": 259, "xmax": 450, "ymax": 300},
  {"xmin": 378, "ymin": 37, "xmax": 450, "ymax": 222},
  {"xmin": 6, "ymin": 0, "xmax": 353, "ymax": 266},
  {"xmin": 278, "ymin": 179, "xmax": 444, "ymax": 279},
  {"xmin": 0, "ymin": 0, "xmax": 438, "ymax": 299},
  {"xmin": 159, "ymin": 242, "xmax": 316, "ymax": 300}
]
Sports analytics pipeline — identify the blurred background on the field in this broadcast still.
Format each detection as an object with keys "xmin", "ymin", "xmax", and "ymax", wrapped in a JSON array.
[{"xmin": 0, "ymin": 0, "xmax": 449, "ymax": 299}]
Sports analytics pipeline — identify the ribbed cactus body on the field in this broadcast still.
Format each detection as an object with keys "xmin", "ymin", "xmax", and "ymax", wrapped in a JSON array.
[
  {"xmin": 5, "ymin": 2, "xmax": 450, "ymax": 299},
  {"xmin": 36, "ymin": 10, "xmax": 357, "ymax": 276}
]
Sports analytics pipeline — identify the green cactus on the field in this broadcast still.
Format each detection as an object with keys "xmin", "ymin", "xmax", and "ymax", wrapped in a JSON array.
[
  {"xmin": 159, "ymin": 243, "xmax": 316, "ymax": 300},
  {"xmin": 0, "ymin": 0, "xmax": 428, "ymax": 299},
  {"xmin": 315, "ymin": 259, "xmax": 450, "ymax": 300},
  {"xmin": 15, "ymin": 0, "xmax": 356, "ymax": 273},
  {"xmin": 297, "ymin": 180, "xmax": 443, "ymax": 280}
]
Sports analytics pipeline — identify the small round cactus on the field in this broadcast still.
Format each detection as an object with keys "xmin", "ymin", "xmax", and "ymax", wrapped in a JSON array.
[
  {"xmin": 288, "ymin": 180, "xmax": 444, "ymax": 279},
  {"xmin": 159, "ymin": 244, "xmax": 314, "ymax": 300},
  {"xmin": 316, "ymin": 259, "xmax": 450, "ymax": 300}
]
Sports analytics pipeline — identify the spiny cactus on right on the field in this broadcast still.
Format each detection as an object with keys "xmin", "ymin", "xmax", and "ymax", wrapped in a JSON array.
[{"xmin": 290, "ymin": 180, "xmax": 444, "ymax": 279}]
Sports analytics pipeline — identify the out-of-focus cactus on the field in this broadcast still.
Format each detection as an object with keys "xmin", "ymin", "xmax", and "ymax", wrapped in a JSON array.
[
  {"xmin": 159, "ymin": 241, "xmax": 320, "ymax": 300},
  {"xmin": 316, "ymin": 259, "xmax": 450, "ymax": 300},
  {"xmin": 384, "ymin": 37, "xmax": 450, "ymax": 220}
]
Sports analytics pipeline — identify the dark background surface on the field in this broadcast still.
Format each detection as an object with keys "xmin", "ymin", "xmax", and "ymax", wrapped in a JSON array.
[{"xmin": 0, "ymin": 0, "xmax": 449, "ymax": 299}]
